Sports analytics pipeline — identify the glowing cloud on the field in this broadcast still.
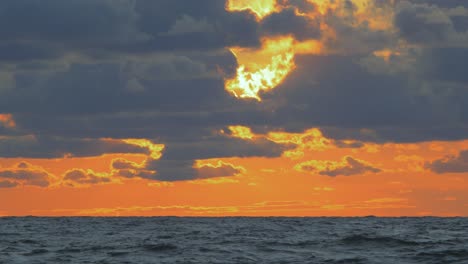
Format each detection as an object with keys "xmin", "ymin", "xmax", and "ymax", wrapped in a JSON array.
[
  {"xmin": 226, "ymin": 0, "xmax": 278, "ymax": 19},
  {"xmin": 225, "ymin": 0, "xmax": 296, "ymax": 101},
  {"xmin": 122, "ymin": 139, "xmax": 165, "ymax": 160},
  {"xmin": 225, "ymin": 36, "xmax": 296, "ymax": 100},
  {"xmin": 0, "ymin": 114, "xmax": 16, "ymax": 128},
  {"xmin": 227, "ymin": 126, "xmax": 255, "ymax": 140},
  {"xmin": 224, "ymin": 0, "xmax": 326, "ymax": 101},
  {"xmin": 295, "ymin": 156, "xmax": 382, "ymax": 176}
]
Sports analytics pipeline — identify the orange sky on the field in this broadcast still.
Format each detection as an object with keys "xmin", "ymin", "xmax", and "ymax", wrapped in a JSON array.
[
  {"xmin": 1, "ymin": 0, "xmax": 468, "ymax": 217},
  {"xmin": 1, "ymin": 128, "xmax": 467, "ymax": 217}
]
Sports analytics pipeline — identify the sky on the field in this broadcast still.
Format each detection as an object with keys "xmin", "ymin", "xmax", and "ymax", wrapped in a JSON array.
[{"xmin": 0, "ymin": 0, "xmax": 468, "ymax": 216}]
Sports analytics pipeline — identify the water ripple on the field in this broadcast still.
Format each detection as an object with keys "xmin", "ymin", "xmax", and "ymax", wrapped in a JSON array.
[{"xmin": 0, "ymin": 217, "xmax": 467, "ymax": 263}]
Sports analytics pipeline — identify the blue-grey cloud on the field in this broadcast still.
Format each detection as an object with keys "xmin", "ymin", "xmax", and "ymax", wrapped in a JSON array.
[
  {"xmin": 296, "ymin": 156, "xmax": 382, "ymax": 177},
  {"xmin": 261, "ymin": 8, "xmax": 321, "ymax": 40},
  {"xmin": 425, "ymin": 150, "xmax": 468, "ymax": 174},
  {"xmin": 63, "ymin": 169, "xmax": 112, "ymax": 186},
  {"xmin": 0, "ymin": 136, "xmax": 150, "ymax": 158},
  {"xmin": 0, "ymin": 180, "xmax": 18, "ymax": 188},
  {"xmin": 0, "ymin": 163, "xmax": 51, "ymax": 187}
]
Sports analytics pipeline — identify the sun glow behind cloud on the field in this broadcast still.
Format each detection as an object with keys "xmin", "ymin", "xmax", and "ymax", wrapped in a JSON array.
[
  {"xmin": 226, "ymin": 0, "xmax": 278, "ymax": 19},
  {"xmin": 225, "ymin": 36, "xmax": 296, "ymax": 100},
  {"xmin": 224, "ymin": 0, "xmax": 325, "ymax": 101},
  {"xmin": 122, "ymin": 139, "xmax": 165, "ymax": 160},
  {"xmin": 224, "ymin": 0, "xmax": 395, "ymax": 101},
  {"xmin": 1, "ymin": 0, "xmax": 468, "ymax": 218},
  {"xmin": 0, "ymin": 114, "xmax": 16, "ymax": 128},
  {"xmin": 225, "ymin": 0, "xmax": 295, "ymax": 101}
]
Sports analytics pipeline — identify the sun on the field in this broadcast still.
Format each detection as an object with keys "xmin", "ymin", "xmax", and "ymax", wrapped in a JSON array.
[{"xmin": 224, "ymin": 37, "xmax": 296, "ymax": 101}]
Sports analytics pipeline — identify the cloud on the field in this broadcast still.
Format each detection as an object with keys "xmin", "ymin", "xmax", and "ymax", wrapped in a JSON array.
[
  {"xmin": 0, "ymin": 114, "xmax": 16, "ymax": 129},
  {"xmin": 395, "ymin": 1, "xmax": 455, "ymax": 44},
  {"xmin": 296, "ymin": 156, "xmax": 382, "ymax": 177},
  {"xmin": 395, "ymin": 1, "xmax": 468, "ymax": 44},
  {"xmin": 420, "ymin": 47, "xmax": 468, "ymax": 84},
  {"xmin": 0, "ymin": 162, "xmax": 52, "ymax": 187},
  {"xmin": 141, "ymin": 160, "xmax": 243, "ymax": 181},
  {"xmin": 63, "ymin": 169, "xmax": 113, "ymax": 187},
  {"xmin": 145, "ymin": 135, "xmax": 290, "ymax": 180},
  {"xmin": 0, "ymin": 180, "xmax": 18, "ymax": 188},
  {"xmin": 0, "ymin": 136, "xmax": 151, "ymax": 158},
  {"xmin": 409, "ymin": 0, "xmax": 468, "ymax": 9},
  {"xmin": 111, "ymin": 158, "xmax": 143, "ymax": 170},
  {"xmin": 197, "ymin": 163, "xmax": 243, "ymax": 179},
  {"xmin": 425, "ymin": 150, "xmax": 468, "ymax": 174},
  {"xmin": 261, "ymin": 8, "xmax": 321, "ymax": 40},
  {"xmin": 278, "ymin": 0, "xmax": 316, "ymax": 13},
  {"xmin": 110, "ymin": 149, "xmax": 246, "ymax": 182},
  {"xmin": 0, "ymin": 0, "xmax": 147, "ymax": 61},
  {"xmin": 111, "ymin": 158, "xmax": 155, "ymax": 179},
  {"xmin": 165, "ymin": 15, "xmax": 215, "ymax": 35},
  {"xmin": 196, "ymin": 160, "xmax": 245, "ymax": 178}
]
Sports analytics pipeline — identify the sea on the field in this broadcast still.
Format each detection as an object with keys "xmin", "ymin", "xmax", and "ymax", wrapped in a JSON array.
[{"xmin": 0, "ymin": 217, "xmax": 467, "ymax": 263}]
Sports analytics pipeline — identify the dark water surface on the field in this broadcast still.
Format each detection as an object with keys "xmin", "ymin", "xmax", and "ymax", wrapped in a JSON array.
[{"xmin": 1, "ymin": 217, "xmax": 467, "ymax": 263}]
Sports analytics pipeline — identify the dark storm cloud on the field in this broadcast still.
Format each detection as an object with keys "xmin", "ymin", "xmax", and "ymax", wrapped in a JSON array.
[
  {"xmin": 266, "ymin": 55, "xmax": 426, "ymax": 128},
  {"xmin": 395, "ymin": 1, "xmax": 468, "ymax": 48},
  {"xmin": 107, "ymin": 134, "xmax": 290, "ymax": 181},
  {"xmin": 260, "ymin": 47, "xmax": 468, "ymax": 142},
  {"xmin": 133, "ymin": 0, "xmax": 261, "ymax": 50},
  {"xmin": 407, "ymin": 0, "xmax": 468, "ymax": 9},
  {"xmin": 261, "ymin": 8, "xmax": 321, "ymax": 40},
  {"xmin": 1, "ymin": 58, "xmax": 238, "ymax": 115},
  {"xmin": 425, "ymin": 150, "xmax": 468, "ymax": 174},
  {"xmin": 143, "ymin": 160, "xmax": 243, "ymax": 181},
  {"xmin": 160, "ymin": 137, "xmax": 289, "ymax": 161},
  {"xmin": 0, "ymin": 0, "xmax": 263, "ymax": 61},
  {"xmin": 112, "ymin": 158, "xmax": 243, "ymax": 182},
  {"xmin": 0, "ymin": 136, "xmax": 149, "ymax": 158},
  {"xmin": 140, "ymin": 136, "xmax": 291, "ymax": 181},
  {"xmin": 0, "ymin": 0, "xmax": 332, "ymax": 61},
  {"xmin": 0, "ymin": 0, "xmax": 145, "ymax": 61},
  {"xmin": 0, "ymin": 42, "xmax": 62, "ymax": 62},
  {"xmin": 420, "ymin": 47, "xmax": 468, "ymax": 83},
  {"xmin": 395, "ymin": 1, "xmax": 455, "ymax": 44},
  {"xmin": 0, "ymin": 0, "xmax": 141, "ymax": 40}
]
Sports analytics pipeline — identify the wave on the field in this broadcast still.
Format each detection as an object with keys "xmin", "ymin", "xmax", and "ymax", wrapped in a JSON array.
[
  {"xmin": 416, "ymin": 249, "xmax": 468, "ymax": 259},
  {"xmin": 0, "ymin": 232, "xmax": 19, "ymax": 236},
  {"xmin": 18, "ymin": 239, "xmax": 39, "ymax": 245},
  {"xmin": 107, "ymin": 251, "xmax": 130, "ymax": 257},
  {"xmin": 2, "ymin": 218, "xmax": 468, "ymax": 263},
  {"xmin": 23, "ymin": 249, "xmax": 49, "ymax": 256},
  {"xmin": 326, "ymin": 257, "xmax": 369, "ymax": 264},
  {"xmin": 263, "ymin": 240, "xmax": 318, "ymax": 247},
  {"xmin": 340, "ymin": 234, "xmax": 420, "ymax": 246},
  {"xmin": 142, "ymin": 243, "xmax": 178, "ymax": 252},
  {"xmin": 56, "ymin": 245, "xmax": 117, "ymax": 254}
]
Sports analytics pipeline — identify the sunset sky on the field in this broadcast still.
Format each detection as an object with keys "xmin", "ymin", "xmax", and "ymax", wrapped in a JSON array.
[{"xmin": 1, "ymin": 0, "xmax": 468, "ymax": 216}]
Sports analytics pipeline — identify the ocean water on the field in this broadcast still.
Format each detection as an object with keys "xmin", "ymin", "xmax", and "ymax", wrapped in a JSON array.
[{"xmin": 1, "ymin": 217, "xmax": 467, "ymax": 264}]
